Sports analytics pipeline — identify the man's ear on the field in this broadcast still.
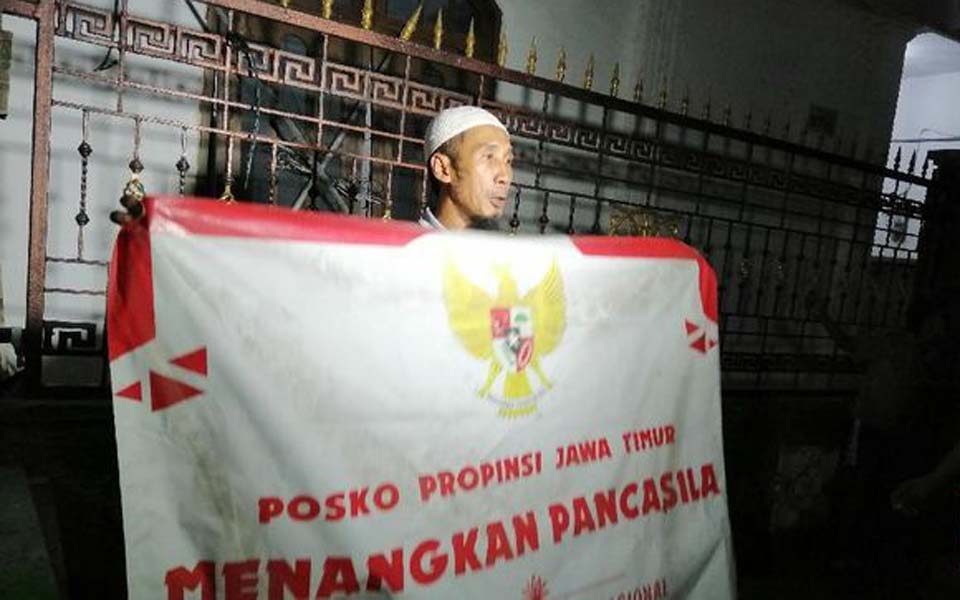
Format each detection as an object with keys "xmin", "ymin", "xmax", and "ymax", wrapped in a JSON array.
[{"xmin": 429, "ymin": 152, "xmax": 454, "ymax": 184}]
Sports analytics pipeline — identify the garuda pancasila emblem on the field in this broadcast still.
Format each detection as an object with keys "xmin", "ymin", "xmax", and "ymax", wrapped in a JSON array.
[{"xmin": 443, "ymin": 262, "xmax": 566, "ymax": 417}]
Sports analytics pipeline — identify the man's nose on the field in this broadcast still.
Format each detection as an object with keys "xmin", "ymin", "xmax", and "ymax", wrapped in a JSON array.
[{"xmin": 495, "ymin": 158, "xmax": 512, "ymax": 185}]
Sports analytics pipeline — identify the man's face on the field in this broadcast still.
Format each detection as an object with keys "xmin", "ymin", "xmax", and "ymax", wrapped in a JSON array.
[{"xmin": 442, "ymin": 125, "xmax": 514, "ymax": 221}]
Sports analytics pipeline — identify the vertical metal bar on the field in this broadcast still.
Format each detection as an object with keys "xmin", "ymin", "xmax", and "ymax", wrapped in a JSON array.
[
  {"xmin": 315, "ymin": 32, "xmax": 328, "ymax": 188},
  {"xmin": 361, "ymin": 47, "xmax": 373, "ymax": 216},
  {"xmin": 734, "ymin": 139, "xmax": 757, "ymax": 318},
  {"xmin": 220, "ymin": 11, "xmax": 234, "ymax": 196},
  {"xmin": 539, "ymin": 191, "xmax": 551, "ymax": 234},
  {"xmin": 796, "ymin": 179, "xmax": 829, "ymax": 386},
  {"xmin": 566, "ymin": 194, "xmax": 577, "ymax": 234},
  {"xmin": 690, "ymin": 115, "xmax": 713, "ymax": 248},
  {"xmin": 703, "ymin": 217, "xmax": 716, "ymax": 279},
  {"xmin": 24, "ymin": 0, "xmax": 56, "ymax": 390},
  {"xmin": 879, "ymin": 227, "xmax": 900, "ymax": 327},
  {"xmin": 788, "ymin": 232, "xmax": 808, "ymax": 317},
  {"xmin": 836, "ymin": 170, "xmax": 869, "ymax": 327},
  {"xmin": 851, "ymin": 174, "xmax": 881, "ymax": 329},
  {"xmin": 269, "ymin": 142, "xmax": 278, "ymax": 204},
  {"xmin": 418, "ymin": 168, "xmax": 427, "ymax": 215},
  {"xmin": 76, "ymin": 109, "xmax": 90, "ymax": 260},
  {"xmin": 643, "ymin": 113, "xmax": 662, "ymax": 208},
  {"xmin": 387, "ymin": 54, "xmax": 412, "ymax": 220},
  {"xmin": 533, "ymin": 91, "xmax": 550, "ymax": 234},
  {"xmin": 349, "ymin": 156, "xmax": 358, "ymax": 214},
  {"xmin": 117, "ymin": 0, "xmax": 128, "ymax": 112},
  {"xmin": 754, "ymin": 224, "xmax": 773, "ymax": 386},
  {"xmin": 761, "ymin": 150, "xmax": 797, "ymax": 371},
  {"xmin": 509, "ymin": 186, "xmax": 522, "ymax": 233},
  {"xmin": 814, "ymin": 164, "xmax": 842, "ymax": 384},
  {"xmin": 590, "ymin": 107, "xmax": 610, "ymax": 233}
]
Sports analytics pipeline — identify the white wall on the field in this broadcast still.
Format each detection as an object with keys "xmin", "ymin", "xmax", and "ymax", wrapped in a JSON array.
[
  {"xmin": 889, "ymin": 70, "xmax": 960, "ymax": 167},
  {"xmin": 496, "ymin": 0, "xmax": 912, "ymax": 149},
  {"xmin": 1, "ymin": 0, "xmax": 203, "ymax": 333}
]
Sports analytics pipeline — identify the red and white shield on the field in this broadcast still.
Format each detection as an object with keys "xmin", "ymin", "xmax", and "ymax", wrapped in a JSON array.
[{"xmin": 490, "ymin": 306, "xmax": 534, "ymax": 372}]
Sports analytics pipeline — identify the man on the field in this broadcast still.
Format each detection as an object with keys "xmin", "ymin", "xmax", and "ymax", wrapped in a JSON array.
[
  {"xmin": 111, "ymin": 105, "xmax": 514, "ymax": 230},
  {"xmin": 809, "ymin": 295, "xmax": 959, "ymax": 594},
  {"xmin": 419, "ymin": 105, "xmax": 514, "ymax": 230}
]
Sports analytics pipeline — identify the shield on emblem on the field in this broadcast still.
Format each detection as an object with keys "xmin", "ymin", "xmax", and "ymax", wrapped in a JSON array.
[{"xmin": 490, "ymin": 306, "xmax": 535, "ymax": 372}]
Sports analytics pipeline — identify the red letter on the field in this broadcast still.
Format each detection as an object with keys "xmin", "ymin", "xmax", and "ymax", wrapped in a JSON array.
[
  {"xmin": 451, "ymin": 528, "xmax": 482, "ymax": 575},
  {"xmin": 619, "ymin": 483, "xmax": 639, "ymax": 519},
  {"xmin": 686, "ymin": 469, "xmax": 701, "ymax": 501},
  {"xmin": 599, "ymin": 438, "xmax": 612, "ymax": 460},
  {"xmin": 325, "ymin": 493, "xmax": 346, "ymax": 521},
  {"xmin": 289, "ymin": 495, "xmax": 320, "ymax": 521},
  {"xmin": 410, "ymin": 540, "xmax": 448, "ymax": 585},
  {"xmin": 349, "ymin": 487, "xmax": 370, "ymax": 517},
  {"xmin": 373, "ymin": 483, "xmax": 400, "ymax": 511},
  {"xmin": 485, "ymin": 521, "xmax": 515, "ymax": 567},
  {"xmin": 458, "ymin": 467, "xmax": 479, "ymax": 491},
  {"xmin": 259, "ymin": 497, "xmax": 284, "ymax": 524},
  {"xmin": 548, "ymin": 503, "xmax": 570, "ymax": 543},
  {"xmin": 572, "ymin": 496, "xmax": 596, "ymax": 536},
  {"xmin": 366, "ymin": 549, "xmax": 404, "ymax": 593},
  {"xmin": 316, "ymin": 557, "xmax": 360, "ymax": 598},
  {"xmin": 166, "ymin": 561, "xmax": 215, "ymax": 600},
  {"xmin": 418, "ymin": 476, "xmax": 437, "ymax": 502},
  {"xmin": 594, "ymin": 489, "xmax": 619, "ymax": 528},
  {"xmin": 267, "ymin": 559, "xmax": 310, "ymax": 600},
  {"xmin": 438, "ymin": 472, "xmax": 456, "ymax": 496},
  {"xmin": 665, "ymin": 425, "xmax": 676, "ymax": 445},
  {"xmin": 660, "ymin": 473, "xmax": 678, "ymax": 513},
  {"xmin": 701, "ymin": 463, "xmax": 721, "ymax": 497},
  {"xmin": 642, "ymin": 478, "xmax": 662, "ymax": 515},
  {"xmin": 480, "ymin": 463, "xmax": 496, "ymax": 486},
  {"xmin": 677, "ymin": 470, "xmax": 690, "ymax": 503},
  {"xmin": 512, "ymin": 512, "xmax": 540, "ymax": 556},
  {"xmin": 223, "ymin": 560, "xmax": 258, "ymax": 600}
]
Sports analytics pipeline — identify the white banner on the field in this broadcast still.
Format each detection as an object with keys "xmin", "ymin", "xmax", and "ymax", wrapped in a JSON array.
[{"xmin": 107, "ymin": 197, "xmax": 734, "ymax": 599}]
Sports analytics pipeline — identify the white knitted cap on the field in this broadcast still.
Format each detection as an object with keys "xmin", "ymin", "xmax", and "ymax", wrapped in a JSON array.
[{"xmin": 423, "ymin": 106, "xmax": 509, "ymax": 161}]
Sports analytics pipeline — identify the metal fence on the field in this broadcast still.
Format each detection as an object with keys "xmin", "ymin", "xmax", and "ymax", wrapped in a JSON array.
[{"xmin": 1, "ymin": 0, "xmax": 939, "ymax": 392}]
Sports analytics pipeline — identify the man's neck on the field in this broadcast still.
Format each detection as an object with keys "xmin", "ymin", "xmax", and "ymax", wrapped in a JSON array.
[{"xmin": 436, "ymin": 197, "xmax": 472, "ymax": 231}]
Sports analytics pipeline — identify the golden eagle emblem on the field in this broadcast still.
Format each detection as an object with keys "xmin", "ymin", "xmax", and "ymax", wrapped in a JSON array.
[{"xmin": 443, "ymin": 261, "xmax": 566, "ymax": 417}]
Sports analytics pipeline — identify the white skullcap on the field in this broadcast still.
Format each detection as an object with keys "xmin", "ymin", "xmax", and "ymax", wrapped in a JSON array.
[{"xmin": 423, "ymin": 106, "xmax": 509, "ymax": 161}]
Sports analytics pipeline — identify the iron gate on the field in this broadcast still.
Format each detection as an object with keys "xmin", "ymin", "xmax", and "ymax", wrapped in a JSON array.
[{"xmin": 0, "ymin": 0, "xmax": 938, "ymax": 391}]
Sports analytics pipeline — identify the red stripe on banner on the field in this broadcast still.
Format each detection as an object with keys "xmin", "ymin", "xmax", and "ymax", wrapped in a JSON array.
[
  {"xmin": 570, "ymin": 236, "xmax": 719, "ymax": 323},
  {"xmin": 107, "ymin": 219, "xmax": 156, "ymax": 360},
  {"xmin": 148, "ymin": 196, "xmax": 427, "ymax": 246}
]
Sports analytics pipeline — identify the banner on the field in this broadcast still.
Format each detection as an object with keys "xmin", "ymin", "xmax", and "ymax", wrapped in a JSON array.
[{"xmin": 107, "ymin": 197, "xmax": 734, "ymax": 599}]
